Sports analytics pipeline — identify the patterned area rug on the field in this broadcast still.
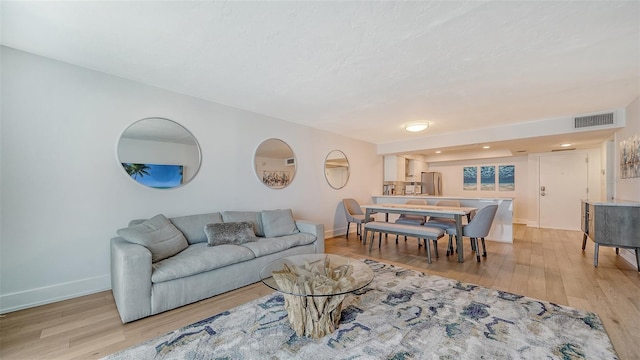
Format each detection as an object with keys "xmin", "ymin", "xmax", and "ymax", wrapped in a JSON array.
[{"xmin": 105, "ymin": 260, "xmax": 618, "ymax": 359}]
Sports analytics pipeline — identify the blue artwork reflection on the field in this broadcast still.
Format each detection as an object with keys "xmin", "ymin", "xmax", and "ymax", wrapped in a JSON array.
[{"xmin": 122, "ymin": 163, "xmax": 183, "ymax": 189}]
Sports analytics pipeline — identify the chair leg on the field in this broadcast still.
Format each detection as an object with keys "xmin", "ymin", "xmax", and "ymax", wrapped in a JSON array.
[
  {"xmin": 368, "ymin": 231, "xmax": 376, "ymax": 251},
  {"xmin": 395, "ymin": 234, "xmax": 399, "ymax": 244},
  {"xmin": 446, "ymin": 234, "xmax": 453, "ymax": 256},
  {"xmin": 346, "ymin": 222, "xmax": 351, "ymax": 239},
  {"xmin": 481, "ymin": 238, "xmax": 487, "ymax": 257},
  {"xmin": 635, "ymin": 248, "xmax": 640, "ymax": 272},
  {"xmin": 362, "ymin": 228, "xmax": 368, "ymax": 245},
  {"xmin": 433, "ymin": 239, "xmax": 439, "ymax": 258},
  {"xmin": 473, "ymin": 238, "xmax": 481, "ymax": 262}
]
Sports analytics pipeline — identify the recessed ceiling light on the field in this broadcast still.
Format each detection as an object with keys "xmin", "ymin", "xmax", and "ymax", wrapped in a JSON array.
[
  {"xmin": 482, "ymin": 145, "xmax": 491, "ymax": 149},
  {"xmin": 561, "ymin": 143, "xmax": 572, "ymax": 147},
  {"xmin": 404, "ymin": 122, "xmax": 429, "ymax": 132},
  {"xmin": 435, "ymin": 150, "xmax": 442, "ymax": 154}
]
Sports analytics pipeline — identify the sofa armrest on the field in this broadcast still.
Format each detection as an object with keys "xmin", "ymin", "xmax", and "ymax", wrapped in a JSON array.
[
  {"xmin": 110, "ymin": 237, "xmax": 153, "ymax": 323},
  {"xmin": 295, "ymin": 220, "xmax": 325, "ymax": 253}
]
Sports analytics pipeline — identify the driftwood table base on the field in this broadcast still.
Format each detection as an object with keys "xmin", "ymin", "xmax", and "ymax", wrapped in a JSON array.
[
  {"xmin": 282, "ymin": 293, "xmax": 347, "ymax": 338},
  {"xmin": 271, "ymin": 257, "xmax": 356, "ymax": 338}
]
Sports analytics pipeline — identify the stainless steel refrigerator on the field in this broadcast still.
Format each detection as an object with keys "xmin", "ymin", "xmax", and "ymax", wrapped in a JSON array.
[{"xmin": 420, "ymin": 172, "xmax": 442, "ymax": 196}]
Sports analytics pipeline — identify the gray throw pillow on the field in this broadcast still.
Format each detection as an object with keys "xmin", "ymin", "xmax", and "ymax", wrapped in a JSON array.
[
  {"xmin": 204, "ymin": 221, "xmax": 257, "ymax": 246},
  {"xmin": 221, "ymin": 211, "xmax": 264, "ymax": 237},
  {"xmin": 261, "ymin": 209, "xmax": 300, "ymax": 237},
  {"xmin": 117, "ymin": 214, "xmax": 189, "ymax": 262}
]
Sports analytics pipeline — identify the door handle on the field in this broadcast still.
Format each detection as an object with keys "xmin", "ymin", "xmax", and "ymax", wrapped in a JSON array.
[{"xmin": 541, "ymin": 192, "xmax": 546, "ymax": 196}]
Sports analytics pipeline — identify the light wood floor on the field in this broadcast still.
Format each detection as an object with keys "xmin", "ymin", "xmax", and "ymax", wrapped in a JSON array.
[{"xmin": 1, "ymin": 225, "xmax": 639, "ymax": 359}]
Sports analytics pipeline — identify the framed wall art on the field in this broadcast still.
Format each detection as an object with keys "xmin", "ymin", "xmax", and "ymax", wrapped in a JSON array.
[
  {"xmin": 463, "ymin": 166, "xmax": 477, "ymax": 190},
  {"xmin": 620, "ymin": 134, "xmax": 640, "ymax": 179},
  {"xmin": 499, "ymin": 165, "xmax": 515, "ymax": 191},
  {"xmin": 480, "ymin": 166, "xmax": 495, "ymax": 191}
]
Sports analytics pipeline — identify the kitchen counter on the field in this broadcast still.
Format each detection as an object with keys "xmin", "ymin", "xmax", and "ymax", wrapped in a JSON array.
[{"xmin": 371, "ymin": 195, "xmax": 514, "ymax": 243}]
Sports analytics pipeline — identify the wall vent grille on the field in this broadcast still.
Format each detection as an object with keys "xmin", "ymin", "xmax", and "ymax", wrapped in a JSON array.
[{"xmin": 574, "ymin": 113, "xmax": 614, "ymax": 128}]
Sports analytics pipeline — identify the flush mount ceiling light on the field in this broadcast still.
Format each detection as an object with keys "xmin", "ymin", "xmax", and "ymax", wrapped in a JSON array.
[
  {"xmin": 435, "ymin": 150, "xmax": 442, "ymax": 154},
  {"xmin": 482, "ymin": 145, "xmax": 491, "ymax": 149},
  {"xmin": 404, "ymin": 122, "xmax": 429, "ymax": 132},
  {"xmin": 561, "ymin": 143, "xmax": 572, "ymax": 147}
]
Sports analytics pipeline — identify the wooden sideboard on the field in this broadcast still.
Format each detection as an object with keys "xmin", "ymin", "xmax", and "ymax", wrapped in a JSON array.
[{"xmin": 581, "ymin": 199, "xmax": 640, "ymax": 271}]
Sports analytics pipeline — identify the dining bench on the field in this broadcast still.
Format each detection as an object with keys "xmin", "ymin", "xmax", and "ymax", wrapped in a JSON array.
[{"xmin": 363, "ymin": 221, "xmax": 445, "ymax": 263}]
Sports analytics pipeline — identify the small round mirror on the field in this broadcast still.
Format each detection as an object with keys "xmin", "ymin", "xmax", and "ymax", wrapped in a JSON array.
[
  {"xmin": 254, "ymin": 138, "xmax": 296, "ymax": 189},
  {"xmin": 117, "ymin": 117, "xmax": 201, "ymax": 189},
  {"xmin": 324, "ymin": 150, "xmax": 350, "ymax": 189}
]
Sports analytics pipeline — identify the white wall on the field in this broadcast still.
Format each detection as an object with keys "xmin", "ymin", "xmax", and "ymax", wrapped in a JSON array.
[
  {"xmin": 614, "ymin": 97, "xmax": 640, "ymax": 264},
  {"xmin": 0, "ymin": 47, "xmax": 382, "ymax": 313},
  {"xmin": 426, "ymin": 156, "xmax": 529, "ymax": 224}
]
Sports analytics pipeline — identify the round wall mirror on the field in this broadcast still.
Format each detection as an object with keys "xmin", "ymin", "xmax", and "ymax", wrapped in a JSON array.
[
  {"xmin": 324, "ymin": 150, "xmax": 350, "ymax": 189},
  {"xmin": 254, "ymin": 138, "xmax": 296, "ymax": 189},
  {"xmin": 117, "ymin": 117, "xmax": 201, "ymax": 189}
]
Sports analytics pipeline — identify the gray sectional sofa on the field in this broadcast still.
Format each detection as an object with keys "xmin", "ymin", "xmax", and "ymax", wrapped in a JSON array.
[{"xmin": 110, "ymin": 209, "xmax": 324, "ymax": 323}]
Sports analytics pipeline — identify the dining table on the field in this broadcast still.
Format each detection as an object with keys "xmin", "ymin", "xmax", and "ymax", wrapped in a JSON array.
[{"xmin": 361, "ymin": 203, "xmax": 478, "ymax": 263}]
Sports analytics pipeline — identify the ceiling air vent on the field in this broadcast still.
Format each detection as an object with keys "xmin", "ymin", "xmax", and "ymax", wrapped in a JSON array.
[{"xmin": 574, "ymin": 113, "xmax": 614, "ymax": 128}]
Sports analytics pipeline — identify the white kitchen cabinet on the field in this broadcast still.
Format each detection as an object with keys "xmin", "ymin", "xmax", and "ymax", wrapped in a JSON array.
[
  {"xmin": 405, "ymin": 159, "xmax": 427, "ymax": 181},
  {"xmin": 383, "ymin": 156, "xmax": 406, "ymax": 181}
]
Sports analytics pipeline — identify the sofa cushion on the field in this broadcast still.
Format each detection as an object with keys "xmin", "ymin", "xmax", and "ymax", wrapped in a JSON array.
[
  {"xmin": 151, "ymin": 243, "xmax": 256, "ymax": 283},
  {"xmin": 222, "ymin": 211, "xmax": 264, "ymax": 237},
  {"xmin": 204, "ymin": 222, "xmax": 257, "ymax": 246},
  {"xmin": 170, "ymin": 212, "xmax": 223, "ymax": 245},
  {"xmin": 117, "ymin": 214, "xmax": 188, "ymax": 263},
  {"xmin": 240, "ymin": 233, "xmax": 316, "ymax": 257},
  {"xmin": 261, "ymin": 209, "xmax": 299, "ymax": 237}
]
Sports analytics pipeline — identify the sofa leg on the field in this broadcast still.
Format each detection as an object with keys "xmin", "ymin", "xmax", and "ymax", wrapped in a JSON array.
[{"xmin": 346, "ymin": 222, "xmax": 351, "ymax": 239}]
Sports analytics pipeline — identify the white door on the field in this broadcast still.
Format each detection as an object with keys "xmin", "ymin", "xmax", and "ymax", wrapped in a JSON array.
[{"xmin": 539, "ymin": 152, "xmax": 588, "ymax": 230}]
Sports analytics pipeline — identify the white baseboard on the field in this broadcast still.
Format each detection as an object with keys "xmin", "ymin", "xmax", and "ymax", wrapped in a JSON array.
[
  {"xmin": 619, "ymin": 248, "xmax": 637, "ymax": 268},
  {"xmin": 325, "ymin": 226, "xmax": 360, "ymax": 239},
  {"xmin": 513, "ymin": 218, "xmax": 527, "ymax": 225},
  {"xmin": 0, "ymin": 274, "xmax": 110, "ymax": 314}
]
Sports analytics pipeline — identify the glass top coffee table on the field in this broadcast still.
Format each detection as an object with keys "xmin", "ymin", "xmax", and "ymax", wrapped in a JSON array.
[{"xmin": 260, "ymin": 254, "xmax": 374, "ymax": 338}]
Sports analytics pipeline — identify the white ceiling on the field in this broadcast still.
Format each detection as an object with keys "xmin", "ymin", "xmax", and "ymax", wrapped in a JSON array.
[{"xmin": 2, "ymin": 1, "xmax": 639, "ymax": 156}]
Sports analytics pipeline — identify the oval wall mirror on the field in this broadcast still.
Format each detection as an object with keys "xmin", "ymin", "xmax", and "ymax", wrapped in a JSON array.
[
  {"xmin": 324, "ymin": 150, "xmax": 350, "ymax": 189},
  {"xmin": 254, "ymin": 138, "xmax": 296, "ymax": 189},
  {"xmin": 117, "ymin": 117, "xmax": 201, "ymax": 189}
]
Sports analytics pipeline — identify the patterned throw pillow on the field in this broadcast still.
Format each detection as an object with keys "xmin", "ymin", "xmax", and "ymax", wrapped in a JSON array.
[
  {"xmin": 204, "ymin": 221, "xmax": 257, "ymax": 246},
  {"xmin": 221, "ymin": 211, "xmax": 264, "ymax": 237}
]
